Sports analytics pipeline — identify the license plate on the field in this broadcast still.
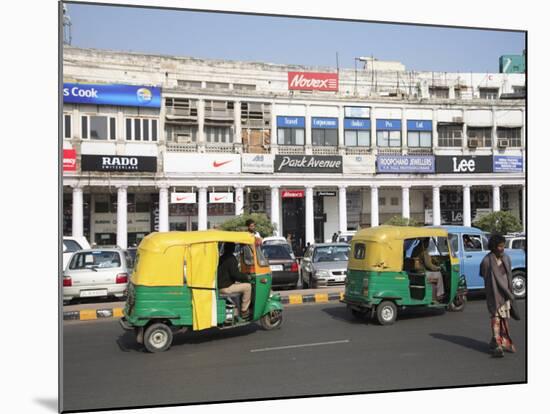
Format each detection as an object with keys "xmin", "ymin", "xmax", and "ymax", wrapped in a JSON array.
[
  {"xmin": 80, "ymin": 289, "xmax": 108, "ymax": 298},
  {"xmin": 270, "ymin": 265, "xmax": 283, "ymax": 272}
]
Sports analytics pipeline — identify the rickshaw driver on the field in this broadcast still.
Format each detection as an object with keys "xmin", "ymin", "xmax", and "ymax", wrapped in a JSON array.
[
  {"xmin": 416, "ymin": 238, "xmax": 445, "ymax": 303},
  {"xmin": 218, "ymin": 242, "xmax": 252, "ymax": 319}
]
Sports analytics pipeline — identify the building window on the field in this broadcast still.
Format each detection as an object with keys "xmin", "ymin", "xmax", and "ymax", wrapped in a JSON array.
[
  {"xmin": 166, "ymin": 124, "xmax": 198, "ymax": 143},
  {"xmin": 177, "ymin": 80, "xmax": 202, "ymax": 89},
  {"xmin": 377, "ymin": 130, "xmax": 401, "ymax": 147},
  {"xmin": 512, "ymin": 85, "xmax": 526, "ymax": 95},
  {"xmin": 205, "ymin": 81, "xmax": 230, "ymax": 90},
  {"xmin": 479, "ymin": 87, "xmax": 499, "ymax": 100},
  {"xmin": 205, "ymin": 126, "xmax": 233, "ymax": 143},
  {"xmin": 277, "ymin": 128, "xmax": 304, "ymax": 146},
  {"xmin": 81, "ymin": 115, "xmax": 116, "ymax": 140},
  {"xmin": 467, "ymin": 127, "xmax": 492, "ymax": 147},
  {"xmin": 233, "ymin": 83, "xmax": 256, "ymax": 91},
  {"xmin": 64, "ymin": 114, "xmax": 71, "ymax": 139},
  {"xmin": 391, "ymin": 197, "xmax": 399, "ymax": 206},
  {"xmin": 345, "ymin": 130, "xmax": 370, "ymax": 147},
  {"xmin": 312, "ymin": 129, "xmax": 338, "ymax": 146},
  {"xmin": 125, "ymin": 117, "xmax": 158, "ymax": 141},
  {"xmin": 407, "ymin": 131, "xmax": 432, "ymax": 147},
  {"xmin": 454, "ymin": 88, "xmax": 462, "ymax": 99},
  {"xmin": 429, "ymin": 87, "xmax": 449, "ymax": 99},
  {"xmin": 497, "ymin": 127, "xmax": 522, "ymax": 147},
  {"xmin": 438, "ymin": 124, "xmax": 463, "ymax": 147},
  {"xmin": 379, "ymin": 197, "xmax": 386, "ymax": 206}
]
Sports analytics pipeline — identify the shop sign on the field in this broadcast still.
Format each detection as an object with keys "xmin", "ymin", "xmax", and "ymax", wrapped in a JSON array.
[
  {"xmin": 274, "ymin": 155, "xmax": 343, "ymax": 173},
  {"xmin": 312, "ymin": 117, "xmax": 338, "ymax": 129},
  {"xmin": 493, "ymin": 155, "xmax": 523, "ymax": 173},
  {"xmin": 241, "ymin": 154, "xmax": 274, "ymax": 173},
  {"xmin": 81, "ymin": 155, "xmax": 157, "ymax": 172},
  {"xmin": 170, "ymin": 192, "xmax": 196, "ymax": 204},
  {"xmin": 407, "ymin": 120, "xmax": 433, "ymax": 131},
  {"xmin": 435, "ymin": 156, "xmax": 493, "ymax": 173},
  {"xmin": 376, "ymin": 119, "xmax": 402, "ymax": 131},
  {"xmin": 282, "ymin": 190, "xmax": 305, "ymax": 198},
  {"xmin": 343, "ymin": 155, "xmax": 376, "ymax": 174},
  {"xmin": 277, "ymin": 116, "xmax": 305, "ymax": 128},
  {"xmin": 287, "ymin": 72, "xmax": 338, "ymax": 91},
  {"xmin": 377, "ymin": 155, "xmax": 435, "ymax": 173},
  {"xmin": 344, "ymin": 119, "xmax": 371, "ymax": 130},
  {"xmin": 344, "ymin": 106, "xmax": 370, "ymax": 118},
  {"xmin": 164, "ymin": 153, "xmax": 241, "ymax": 173},
  {"xmin": 63, "ymin": 83, "xmax": 161, "ymax": 108},
  {"xmin": 317, "ymin": 191, "xmax": 336, "ymax": 197},
  {"xmin": 209, "ymin": 192, "xmax": 234, "ymax": 204},
  {"xmin": 63, "ymin": 149, "xmax": 76, "ymax": 172}
]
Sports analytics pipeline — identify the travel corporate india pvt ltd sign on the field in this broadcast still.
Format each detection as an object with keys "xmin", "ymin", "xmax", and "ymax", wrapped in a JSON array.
[
  {"xmin": 288, "ymin": 72, "xmax": 338, "ymax": 92},
  {"xmin": 274, "ymin": 155, "xmax": 343, "ymax": 173}
]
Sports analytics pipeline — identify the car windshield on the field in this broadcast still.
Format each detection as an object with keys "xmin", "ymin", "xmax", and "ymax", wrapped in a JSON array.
[
  {"xmin": 313, "ymin": 246, "xmax": 350, "ymax": 262},
  {"xmin": 69, "ymin": 251, "xmax": 121, "ymax": 270},
  {"xmin": 261, "ymin": 244, "xmax": 292, "ymax": 260}
]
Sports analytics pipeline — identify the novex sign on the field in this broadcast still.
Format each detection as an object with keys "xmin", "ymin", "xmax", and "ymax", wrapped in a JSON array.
[
  {"xmin": 288, "ymin": 72, "xmax": 338, "ymax": 91},
  {"xmin": 63, "ymin": 83, "xmax": 161, "ymax": 108}
]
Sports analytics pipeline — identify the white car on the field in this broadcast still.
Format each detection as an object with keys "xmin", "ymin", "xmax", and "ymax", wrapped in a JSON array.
[
  {"xmin": 63, "ymin": 236, "xmax": 91, "ymax": 270},
  {"xmin": 505, "ymin": 233, "xmax": 526, "ymax": 250},
  {"xmin": 336, "ymin": 231, "xmax": 356, "ymax": 244},
  {"xmin": 262, "ymin": 236, "xmax": 289, "ymax": 245},
  {"xmin": 63, "ymin": 248, "xmax": 132, "ymax": 304}
]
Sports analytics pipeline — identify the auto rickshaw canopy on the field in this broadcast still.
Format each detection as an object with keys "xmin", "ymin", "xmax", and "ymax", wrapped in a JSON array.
[{"xmin": 348, "ymin": 225, "xmax": 449, "ymax": 272}]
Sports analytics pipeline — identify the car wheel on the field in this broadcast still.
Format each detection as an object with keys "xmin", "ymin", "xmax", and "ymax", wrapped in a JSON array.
[
  {"xmin": 376, "ymin": 301, "xmax": 397, "ymax": 326},
  {"xmin": 260, "ymin": 310, "xmax": 283, "ymax": 330},
  {"xmin": 511, "ymin": 270, "xmax": 526, "ymax": 299},
  {"xmin": 143, "ymin": 323, "xmax": 173, "ymax": 353}
]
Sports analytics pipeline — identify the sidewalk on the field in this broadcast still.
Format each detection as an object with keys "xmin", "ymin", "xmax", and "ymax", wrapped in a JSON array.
[{"xmin": 63, "ymin": 286, "xmax": 345, "ymax": 321}]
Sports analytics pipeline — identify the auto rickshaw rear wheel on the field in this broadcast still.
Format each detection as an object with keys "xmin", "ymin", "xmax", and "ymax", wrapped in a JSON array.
[
  {"xmin": 376, "ymin": 301, "xmax": 397, "ymax": 325},
  {"xmin": 447, "ymin": 295, "xmax": 467, "ymax": 312},
  {"xmin": 144, "ymin": 322, "xmax": 173, "ymax": 353},
  {"xmin": 260, "ymin": 310, "xmax": 283, "ymax": 330}
]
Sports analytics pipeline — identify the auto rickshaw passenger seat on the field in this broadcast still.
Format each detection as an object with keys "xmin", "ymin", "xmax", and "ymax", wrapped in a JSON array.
[{"xmin": 219, "ymin": 293, "xmax": 242, "ymax": 312}]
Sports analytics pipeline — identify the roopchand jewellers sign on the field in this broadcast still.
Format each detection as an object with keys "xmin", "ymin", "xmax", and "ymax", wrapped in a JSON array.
[
  {"xmin": 81, "ymin": 155, "xmax": 157, "ymax": 172},
  {"xmin": 274, "ymin": 155, "xmax": 343, "ymax": 173}
]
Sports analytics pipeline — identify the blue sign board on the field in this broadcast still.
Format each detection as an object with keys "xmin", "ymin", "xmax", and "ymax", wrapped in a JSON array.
[
  {"xmin": 312, "ymin": 117, "xmax": 338, "ymax": 129},
  {"xmin": 344, "ymin": 118, "xmax": 371, "ymax": 130},
  {"xmin": 277, "ymin": 116, "xmax": 305, "ymax": 128},
  {"xmin": 376, "ymin": 119, "xmax": 402, "ymax": 131},
  {"xmin": 493, "ymin": 155, "xmax": 523, "ymax": 172},
  {"xmin": 63, "ymin": 83, "xmax": 161, "ymax": 108},
  {"xmin": 377, "ymin": 155, "xmax": 435, "ymax": 173},
  {"xmin": 407, "ymin": 120, "xmax": 433, "ymax": 131}
]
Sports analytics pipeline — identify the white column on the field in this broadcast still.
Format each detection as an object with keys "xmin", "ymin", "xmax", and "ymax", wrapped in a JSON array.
[
  {"xmin": 197, "ymin": 99, "xmax": 205, "ymax": 149},
  {"xmin": 371, "ymin": 107, "xmax": 377, "ymax": 152},
  {"xmin": 198, "ymin": 187, "xmax": 208, "ymax": 230},
  {"xmin": 432, "ymin": 185, "xmax": 441, "ymax": 226},
  {"xmin": 235, "ymin": 185, "xmax": 244, "ymax": 216},
  {"xmin": 492, "ymin": 107, "xmax": 498, "ymax": 150},
  {"xmin": 338, "ymin": 185, "xmax": 348, "ymax": 232},
  {"xmin": 270, "ymin": 185, "xmax": 280, "ymax": 235},
  {"xmin": 402, "ymin": 185, "xmax": 410, "ymax": 219},
  {"xmin": 462, "ymin": 109, "xmax": 468, "ymax": 150},
  {"xmin": 71, "ymin": 186, "xmax": 84, "ymax": 238},
  {"xmin": 370, "ymin": 185, "xmax": 379, "ymax": 227},
  {"xmin": 493, "ymin": 184, "xmax": 501, "ymax": 212},
  {"xmin": 116, "ymin": 186, "xmax": 128, "ymax": 249},
  {"xmin": 233, "ymin": 100, "xmax": 242, "ymax": 146},
  {"xmin": 338, "ymin": 106, "xmax": 345, "ymax": 151},
  {"xmin": 432, "ymin": 108, "xmax": 439, "ymax": 149},
  {"xmin": 305, "ymin": 104, "xmax": 312, "ymax": 155},
  {"xmin": 271, "ymin": 102, "xmax": 278, "ymax": 154},
  {"xmin": 522, "ymin": 185, "xmax": 526, "ymax": 232},
  {"xmin": 158, "ymin": 185, "xmax": 169, "ymax": 232},
  {"xmin": 463, "ymin": 185, "xmax": 471, "ymax": 227},
  {"xmin": 305, "ymin": 186, "xmax": 315, "ymax": 244}
]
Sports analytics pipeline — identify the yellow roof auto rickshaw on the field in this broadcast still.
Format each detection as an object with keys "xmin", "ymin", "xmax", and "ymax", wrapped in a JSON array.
[
  {"xmin": 341, "ymin": 226, "xmax": 467, "ymax": 325},
  {"xmin": 119, "ymin": 230, "xmax": 283, "ymax": 352}
]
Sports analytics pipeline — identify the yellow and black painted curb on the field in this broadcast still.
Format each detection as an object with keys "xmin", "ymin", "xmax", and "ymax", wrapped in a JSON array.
[{"xmin": 63, "ymin": 292, "xmax": 345, "ymax": 321}]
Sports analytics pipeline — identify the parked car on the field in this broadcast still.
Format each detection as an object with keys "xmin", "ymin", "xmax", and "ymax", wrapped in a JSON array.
[
  {"xmin": 63, "ymin": 248, "xmax": 132, "ymax": 304},
  {"xmin": 505, "ymin": 233, "xmax": 526, "ymax": 251},
  {"xmin": 260, "ymin": 242, "xmax": 299, "ymax": 289},
  {"xmin": 62, "ymin": 236, "xmax": 91, "ymax": 270},
  {"xmin": 300, "ymin": 243, "xmax": 350, "ymax": 288},
  {"xmin": 335, "ymin": 231, "xmax": 356, "ymax": 244},
  {"xmin": 431, "ymin": 226, "xmax": 526, "ymax": 299},
  {"xmin": 262, "ymin": 236, "xmax": 289, "ymax": 245}
]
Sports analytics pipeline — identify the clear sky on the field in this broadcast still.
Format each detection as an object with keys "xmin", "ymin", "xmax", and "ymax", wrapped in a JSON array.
[{"xmin": 64, "ymin": 2, "xmax": 525, "ymax": 73}]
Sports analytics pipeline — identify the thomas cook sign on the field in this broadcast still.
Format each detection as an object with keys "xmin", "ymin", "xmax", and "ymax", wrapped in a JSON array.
[{"xmin": 274, "ymin": 155, "xmax": 343, "ymax": 173}]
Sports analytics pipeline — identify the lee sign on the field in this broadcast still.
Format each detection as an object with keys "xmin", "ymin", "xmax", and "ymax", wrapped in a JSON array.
[
  {"xmin": 287, "ymin": 72, "xmax": 338, "ymax": 91},
  {"xmin": 435, "ymin": 156, "xmax": 493, "ymax": 174}
]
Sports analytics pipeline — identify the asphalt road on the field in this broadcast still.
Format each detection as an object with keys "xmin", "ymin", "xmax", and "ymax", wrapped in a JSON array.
[{"xmin": 62, "ymin": 299, "xmax": 526, "ymax": 412}]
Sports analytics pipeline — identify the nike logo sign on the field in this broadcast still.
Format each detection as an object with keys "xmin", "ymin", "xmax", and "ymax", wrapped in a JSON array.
[
  {"xmin": 214, "ymin": 196, "xmax": 226, "ymax": 201},
  {"xmin": 213, "ymin": 160, "xmax": 232, "ymax": 168},
  {"xmin": 176, "ymin": 196, "xmax": 190, "ymax": 201}
]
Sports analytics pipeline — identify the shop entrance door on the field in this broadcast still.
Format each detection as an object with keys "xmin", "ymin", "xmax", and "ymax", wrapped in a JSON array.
[{"xmin": 282, "ymin": 197, "xmax": 305, "ymax": 257}]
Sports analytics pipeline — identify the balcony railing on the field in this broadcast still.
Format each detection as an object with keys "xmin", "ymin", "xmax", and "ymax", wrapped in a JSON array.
[
  {"xmin": 166, "ymin": 143, "xmax": 198, "ymax": 153},
  {"xmin": 277, "ymin": 145, "xmax": 305, "ymax": 155},
  {"xmin": 205, "ymin": 143, "xmax": 235, "ymax": 153},
  {"xmin": 312, "ymin": 146, "xmax": 339, "ymax": 156}
]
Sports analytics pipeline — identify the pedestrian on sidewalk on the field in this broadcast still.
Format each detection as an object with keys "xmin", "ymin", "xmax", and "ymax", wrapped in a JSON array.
[{"xmin": 480, "ymin": 234, "xmax": 517, "ymax": 357}]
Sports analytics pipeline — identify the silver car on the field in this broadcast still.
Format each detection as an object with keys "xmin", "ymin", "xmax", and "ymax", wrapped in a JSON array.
[
  {"xmin": 300, "ymin": 243, "xmax": 350, "ymax": 288},
  {"xmin": 63, "ymin": 248, "xmax": 132, "ymax": 304}
]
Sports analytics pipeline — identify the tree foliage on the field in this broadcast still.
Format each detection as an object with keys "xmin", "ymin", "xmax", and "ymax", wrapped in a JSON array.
[
  {"xmin": 218, "ymin": 213, "xmax": 275, "ymax": 238},
  {"xmin": 384, "ymin": 215, "xmax": 422, "ymax": 227},
  {"xmin": 472, "ymin": 211, "xmax": 522, "ymax": 234}
]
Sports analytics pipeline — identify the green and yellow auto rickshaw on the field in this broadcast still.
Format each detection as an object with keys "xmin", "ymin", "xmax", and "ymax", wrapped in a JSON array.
[
  {"xmin": 120, "ymin": 230, "xmax": 283, "ymax": 352},
  {"xmin": 341, "ymin": 226, "xmax": 467, "ymax": 325}
]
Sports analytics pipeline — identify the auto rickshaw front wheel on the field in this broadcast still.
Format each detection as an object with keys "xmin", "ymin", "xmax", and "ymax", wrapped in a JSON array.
[
  {"xmin": 260, "ymin": 310, "xmax": 283, "ymax": 330},
  {"xmin": 143, "ymin": 322, "xmax": 173, "ymax": 353},
  {"xmin": 375, "ymin": 301, "xmax": 397, "ymax": 325}
]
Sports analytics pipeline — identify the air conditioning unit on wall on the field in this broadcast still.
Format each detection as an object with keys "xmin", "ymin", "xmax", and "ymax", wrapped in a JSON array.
[
  {"xmin": 467, "ymin": 138, "xmax": 479, "ymax": 148},
  {"xmin": 250, "ymin": 202, "xmax": 265, "ymax": 213},
  {"xmin": 250, "ymin": 191, "xmax": 265, "ymax": 202},
  {"xmin": 498, "ymin": 138, "xmax": 509, "ymax": 148}
]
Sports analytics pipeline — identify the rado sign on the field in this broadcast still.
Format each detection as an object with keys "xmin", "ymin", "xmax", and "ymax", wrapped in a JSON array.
[
  {"xmin": 274, "ymin": 155, "xmax": 343, "ymax": 173},
  {"xmin": 435, "ymin": 155, "xmax": 493, "ymax": 174},
  {"xmin": 81, "ymin": 155, "xmax": 157, "ymax": 172}
]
